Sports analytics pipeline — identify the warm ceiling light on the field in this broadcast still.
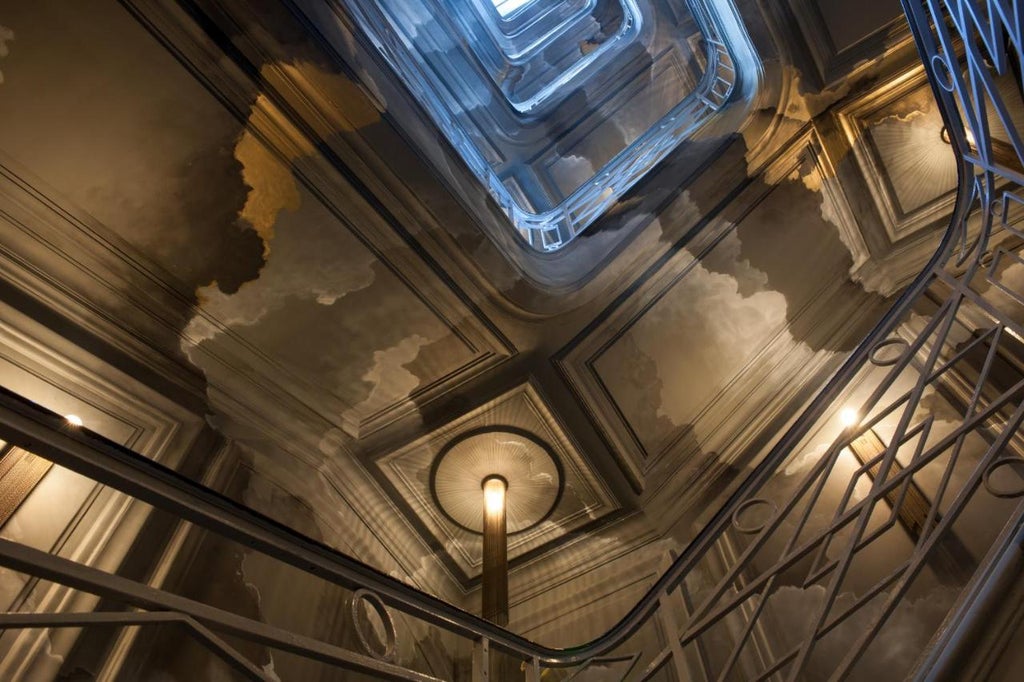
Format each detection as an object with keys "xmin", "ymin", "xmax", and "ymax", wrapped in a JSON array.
[
  {"xmin": 939, "ymin": 126, "xmax": 978, "ymax": 149},
  {"xmin": 839, "ymin": 408, "xmax": 859, "ymax": 428},
  {"xmin": 64, "ymin": 414, "xmax": 84, "ymax": 427},
  {"xmin": 482, "ymin": 476, "xmax": 507, "ymax": 516}
]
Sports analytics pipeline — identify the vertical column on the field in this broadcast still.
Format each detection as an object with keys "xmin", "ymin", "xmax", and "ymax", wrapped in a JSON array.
[{"xmin": 481, "ymin": 476, "xmax": 508, "ymax": 626}]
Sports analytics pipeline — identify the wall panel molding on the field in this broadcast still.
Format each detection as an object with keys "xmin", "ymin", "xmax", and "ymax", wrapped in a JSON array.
[{"xmin": 556, "ymin": 132, "xmax": 870, "ymax": 496}]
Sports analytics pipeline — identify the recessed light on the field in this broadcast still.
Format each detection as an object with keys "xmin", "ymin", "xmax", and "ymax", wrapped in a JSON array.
[{"xmin": 64, "ymin": 414, "xmax": 84, "ymax": 427}]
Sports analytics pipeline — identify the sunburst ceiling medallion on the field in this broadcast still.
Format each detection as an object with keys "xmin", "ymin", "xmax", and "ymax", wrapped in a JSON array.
[{"xmin": 430, "ymin": 427, "xmax": 563, "ymax": 535}]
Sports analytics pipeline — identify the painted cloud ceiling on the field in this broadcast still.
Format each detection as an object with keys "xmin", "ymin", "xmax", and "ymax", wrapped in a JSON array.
[{"xmin": 0, "ymin": 0, "xmax": 955, "ymax": 607}]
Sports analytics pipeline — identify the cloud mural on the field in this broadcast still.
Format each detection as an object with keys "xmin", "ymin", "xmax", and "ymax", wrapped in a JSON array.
[
  {"xmin": 597, "ymin": 177, "xmax": 849, "ymax": 459},
  {"xmin": 0, "ymin": 24, "xmax": 12, "ymax": 85},
  {"xmin": 342, "ymin": 333, "xmax": 431, "ymax": 423}
]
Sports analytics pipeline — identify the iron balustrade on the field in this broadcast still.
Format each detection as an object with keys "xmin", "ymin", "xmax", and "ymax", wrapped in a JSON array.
[{"xmin": 2, "ymin": 0, "xmax": 1024, "ymax": 679}]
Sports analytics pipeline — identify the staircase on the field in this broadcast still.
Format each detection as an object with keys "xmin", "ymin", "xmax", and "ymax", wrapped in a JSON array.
[{"xmin": 2, "ymin": 0, "xmax": 1024, "ymax": 679}]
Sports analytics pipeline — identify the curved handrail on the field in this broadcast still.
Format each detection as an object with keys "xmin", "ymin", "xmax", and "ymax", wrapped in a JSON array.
[
  {"xmin": 0, "ymin": 0, "xmax": 996, "ymax": 674},
  {"xmin": 567, "ymin": 0, "xmax": 978, "ymax": 662}
]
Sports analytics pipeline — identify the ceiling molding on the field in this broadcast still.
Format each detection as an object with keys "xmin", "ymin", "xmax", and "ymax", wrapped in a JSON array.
[
  {"xmin": 556, "ymin": 131, "xmax": 863, "ymax": 492},
  {"xmin": 0, "ymin": 301, "xmax": 202, "ymax": 463},
  {"xmin": 836, "ymin": 66, "xmax": 958, "ymax": 243},
  {"xmin": 831, "ymin": 65, "xmax": 964, "ymax": 294},
  {"xmin": 0, "ymin": 158, "xmax": 210, "ymax": 408},
  {"xmin": 785, "ymin": 0, "xmax": 912, "ymax": 87},
  {"xmin": 376, "ymin": 381, "xmax": 619, "ymax": 583}
]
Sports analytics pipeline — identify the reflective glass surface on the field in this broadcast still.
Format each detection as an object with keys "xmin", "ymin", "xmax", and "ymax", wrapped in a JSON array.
[
  {"xmin": 345, "ymin": 0, "xmax": 740, "ymax": 250},
  {"xmin": 492, "ymin": 0, "xmax": 541, "ymax": 19}
]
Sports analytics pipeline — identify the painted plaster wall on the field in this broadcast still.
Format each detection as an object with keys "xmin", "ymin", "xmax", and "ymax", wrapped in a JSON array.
[
  {"xmin": 0, "ymin": 0, "xmax": 975, "ymax": 675},
  {"xmin": 0, "ymin": 302, "xmax": 207, "ymax": 680},
  {"xmin": 0, "ymin": 0, "xmax": 481, "ymax": 600}
]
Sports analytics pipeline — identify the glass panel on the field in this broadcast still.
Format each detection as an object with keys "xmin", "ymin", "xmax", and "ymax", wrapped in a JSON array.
[
  {"xmin": 343, "ymin": 0, "xmax": 739, "ymax": 249},
  {"xmin": 492, "ymin": 0, "xmax": 542, "ymax": 19}
]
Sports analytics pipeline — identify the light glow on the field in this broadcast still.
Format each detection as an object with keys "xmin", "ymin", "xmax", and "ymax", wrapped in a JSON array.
[
  {"xmin": 483, "ymin": 477, "xmax": 507, "ymax": 516},
  {"xmin": 64, "ymin": 414, "xmax": 84, "ymax": 427},
  {"xmin": 492, "ymin": 0, "xmax": 535, "ymax": 17},
  {"xmin": 839, "ymin": 408, "xmax": 859, "ymax": 428}
]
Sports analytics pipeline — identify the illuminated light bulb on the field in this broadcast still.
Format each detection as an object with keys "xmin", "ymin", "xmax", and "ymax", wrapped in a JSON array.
[
  {"xmin": 482, "ymin": 477, "xmax": 506, "ymax": 516},
  {"xmin": 839, "ymin": 408, "xmax": 859, "ymax": 428},
  {"xmin": 64, "ymin": 414, "xmax": 84, "ymax": 427}
]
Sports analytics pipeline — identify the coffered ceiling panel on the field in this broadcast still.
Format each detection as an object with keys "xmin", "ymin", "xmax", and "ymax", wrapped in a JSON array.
[
  {"xmin": 557, "ymin": 136, "xmax": 882, "ymax": 496},
  {"xmin": 837, "ymin": 69, "xmax": 959, "ymax": 243},
  {"xmin": 376, "ymin": 382, "xmax": 618, "ymax": 583},
  {"xmin": 787, "ymin": 0, "xmax": 908, "ymax": 85}
]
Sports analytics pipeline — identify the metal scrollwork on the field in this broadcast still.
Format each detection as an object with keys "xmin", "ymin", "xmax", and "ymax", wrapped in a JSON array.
[
  {"xmin": 868, "ymin": 337, "xmax": 909, "ymax": 366},
  {"xmin": 930, "ymin": 53, "xmax": 955, "ymax": 92},
  {"xmin": 349, "ymin": 589, "xmax": 398, "ymax": 663},
  {"xmin": 730, "ymin": 498, "xmax": 778, "ymax": 535},
  {"xmin": 983, "ymin": 457, "xmax": 1024, "ymax": 499}
]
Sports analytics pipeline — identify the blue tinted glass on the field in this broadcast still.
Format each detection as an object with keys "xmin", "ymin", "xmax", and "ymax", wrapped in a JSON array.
[
  {"xmin": 344, "ymin": 0, "xmax": 740, "ymax": 250},
  {"xmin": 492, "ymin": 0, "xmax": 538, "ymax": 18}
]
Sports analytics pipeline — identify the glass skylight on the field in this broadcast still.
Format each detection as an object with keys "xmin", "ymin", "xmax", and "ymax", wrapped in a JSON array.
[
  {"xmin": 343, "ymin": 0, "xmax": 747, "ymax": 251},
  {"xmin": 491, "ymin": 0, "xmax": 537, "ymax": 18}
]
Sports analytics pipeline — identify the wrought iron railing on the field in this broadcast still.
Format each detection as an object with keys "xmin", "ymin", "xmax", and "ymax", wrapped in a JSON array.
[{"xmin": 2, "ymin": 0, "xmax": 1024, "ymax": 679}]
